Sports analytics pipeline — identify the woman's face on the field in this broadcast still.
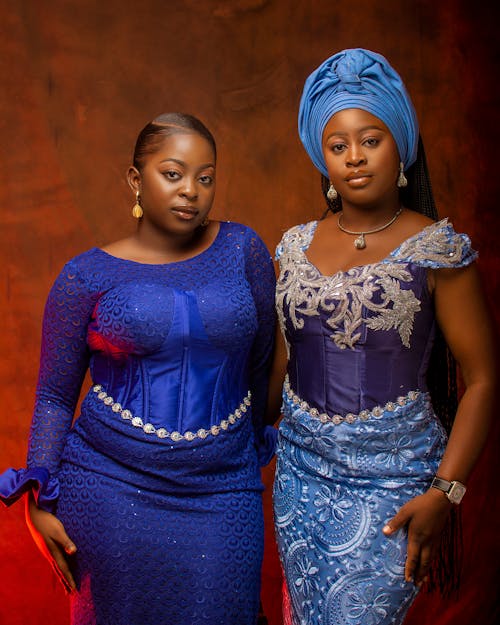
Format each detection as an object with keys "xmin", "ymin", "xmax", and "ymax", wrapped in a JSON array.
[
  {"xmin": 134, "ymin": 132, "xmax": 216, "ymax": 235},
  {"xmin": 322, "ymin": 108, "xmax": 400, "ymax": 207}
]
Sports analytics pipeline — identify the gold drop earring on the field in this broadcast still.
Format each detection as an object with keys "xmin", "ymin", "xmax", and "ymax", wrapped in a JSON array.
[{"xmin": 132, "ymin": 190, "xmax": 143, "ymax": 219}]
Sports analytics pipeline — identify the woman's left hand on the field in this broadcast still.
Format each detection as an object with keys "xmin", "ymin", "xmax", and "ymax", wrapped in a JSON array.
[{"xmin": 382, "ymin": 488, "xmax": 452, "ymax": 586}]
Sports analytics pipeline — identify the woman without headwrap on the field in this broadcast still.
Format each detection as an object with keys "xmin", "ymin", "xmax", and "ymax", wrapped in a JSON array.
[
  {"xmin": 0, "ymin": 113, "xmax": 276, "ymax": 624},
  {"xmin": 272, "ymin": 49, "xmax": 496, "ymax": 624}
]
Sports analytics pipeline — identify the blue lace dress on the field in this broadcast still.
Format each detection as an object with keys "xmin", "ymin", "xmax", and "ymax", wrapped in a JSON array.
[
  {"xmin": 273, "ymin": 219, "xmax": 476, "ymax": 625},
  {"xmin": 0, "ymin": 221, "xmax": 277, "ymax": 625}
]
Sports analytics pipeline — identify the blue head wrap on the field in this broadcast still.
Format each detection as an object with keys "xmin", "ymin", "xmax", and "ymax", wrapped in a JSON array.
[{"xmin": 298, "ymin": 48, "xmax": 419, "ymax": 177}]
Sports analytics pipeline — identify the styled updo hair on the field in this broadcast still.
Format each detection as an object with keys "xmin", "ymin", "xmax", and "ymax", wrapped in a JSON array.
[{"xmin": 132, "ymin": 113, "xmax": 217, "ymax": 171}]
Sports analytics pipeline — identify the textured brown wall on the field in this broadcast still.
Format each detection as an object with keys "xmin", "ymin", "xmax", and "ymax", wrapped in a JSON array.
[{"xmin": 0, "ymin": 1, "xmax": 498, "ymax": 624}]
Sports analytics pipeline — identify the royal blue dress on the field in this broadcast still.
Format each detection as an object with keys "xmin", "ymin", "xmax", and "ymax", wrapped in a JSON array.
[
  {"xmin": 0, "ymin": 221, "xmax": 277, "ymax": 625},
  {"xmin": 273, "ymin": 219, "xmax": 476, "ymax": 625}
]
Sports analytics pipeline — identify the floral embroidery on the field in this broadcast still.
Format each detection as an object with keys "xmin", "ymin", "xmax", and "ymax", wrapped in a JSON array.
[
  {"xmin": 276, "ymin": 222, "xmax": 421, "ymax": 350},
  {"xmin": 314, "ymin": 484, "xmax": 353, "ymax": 523},
  {"xmin": 293, "ymin": 554, "xmax": 320, "ymax": 596},
  {"xmin": 390, "ymin": 218, "xmax": 475, "ymax": 266},
  {"xmin": 373, "ymin": 433, "xmax": 415, "ymax": 470},
  {"xmin": 276, "ymin": 219, "xmax": 476, "ymax": 352},
  {"xmin": 346, "ymin": 585, "xmax": 391, "ymax": 624},
  {"xmin": 275, "ymin": 466, "xmax": 292, "ymax": 494}
]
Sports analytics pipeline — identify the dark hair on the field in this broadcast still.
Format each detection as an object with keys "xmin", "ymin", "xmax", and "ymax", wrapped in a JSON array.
[
  {"xmin": 320, "ymin": 135, "xmax": 461, "ymax": 595},
  {"xmin": 132, "ymin": 112, "xmax": 216, "ymax": 171}
]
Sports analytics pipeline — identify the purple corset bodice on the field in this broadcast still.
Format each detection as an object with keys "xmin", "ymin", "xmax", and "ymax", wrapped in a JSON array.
[
  {"xmin": 286, "ymin": 263, "xmax": 434, "ymax": 415},
  {"xmin": 276, "ymin": 218, "xmax": 477, "ymax": 416}
]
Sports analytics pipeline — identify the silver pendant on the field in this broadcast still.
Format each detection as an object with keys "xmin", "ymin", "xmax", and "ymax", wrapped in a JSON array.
[{"xmin": 354, "ymin": 234, "xmax": 366, "ymax": 249}]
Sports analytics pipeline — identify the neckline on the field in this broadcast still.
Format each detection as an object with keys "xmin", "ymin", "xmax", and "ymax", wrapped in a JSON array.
[
  {"xmin": 94, "ymin": 221, "xmax": 224, "ymax": 267},
  {"xmin": 302, "ymin": 218, "xmax": 447, "ymax": 278}
]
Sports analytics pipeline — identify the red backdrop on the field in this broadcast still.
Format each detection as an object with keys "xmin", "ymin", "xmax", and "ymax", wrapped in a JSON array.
[{"xmin": 0, "ymin": 1, "xmax": 498, "ymax": 624}]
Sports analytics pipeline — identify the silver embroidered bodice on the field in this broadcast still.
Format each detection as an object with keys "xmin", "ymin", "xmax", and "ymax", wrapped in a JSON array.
[{"xmin": 276, "ymin": 218, "xmax": 477, "ymax": 417}]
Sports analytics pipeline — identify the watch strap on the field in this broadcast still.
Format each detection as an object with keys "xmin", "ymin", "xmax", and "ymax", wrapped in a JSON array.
[
  {"xmin": 431, "ymin": 476, "xmax": 452, "ymax": 492},
  {"xmin": 431, "ymin": 476, "xmax": 466, "ymax": 504}
]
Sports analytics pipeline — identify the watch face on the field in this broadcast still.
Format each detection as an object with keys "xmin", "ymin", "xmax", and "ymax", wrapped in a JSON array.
[{"xmin": 448, "ymin": 482, "xmax": 466, "ymax": 504}]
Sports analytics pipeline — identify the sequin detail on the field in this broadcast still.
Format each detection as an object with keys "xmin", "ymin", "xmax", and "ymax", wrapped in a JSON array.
[
  {"xmin": 276, "ymin": 221, "xmax": 421, "ymax": 350},
  {"xmin": 6, "ymin": 222, "xmax": 276, "ymax": 624},
  {"xmin": 283, "ymin": 375, "xmax": 419, "ymax": 425},
  {"xmin": 275, "ymin": 219, "xmax": 477, "ymax": 352},
  {"xmin": 93, "ymin": 384, "xmax": 252, "ymax": 441}
]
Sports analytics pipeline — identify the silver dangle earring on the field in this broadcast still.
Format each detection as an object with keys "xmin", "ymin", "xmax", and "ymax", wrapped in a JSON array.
[
  {"xmin": 397, "ymin": 162, "xmax": 408, "ymax": 188},
  {"xmin": 327, "ymin": 183, "xmax": 338, "ymax": 201}
]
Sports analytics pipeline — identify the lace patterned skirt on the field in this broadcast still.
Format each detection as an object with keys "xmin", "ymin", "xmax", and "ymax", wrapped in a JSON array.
[
  {"xmin": 273, "ymin": 389, "xmax": 447, "ymax": 625},
  {"xmin": 56, "ymin": 460, "xmax": 263, "ymax": 625},
  {"xmin": 52, "ymin": 396, "xmax": 265, "ymax": 625}
]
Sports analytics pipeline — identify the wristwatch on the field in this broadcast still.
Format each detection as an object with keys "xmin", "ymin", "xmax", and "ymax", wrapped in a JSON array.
[{"xmin": 431, "ymin": 476, "xmax": 467, "ymax": 504}]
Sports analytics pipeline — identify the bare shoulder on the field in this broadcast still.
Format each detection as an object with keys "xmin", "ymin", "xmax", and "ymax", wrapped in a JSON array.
[
  {"xmin": 390, "ymin": 209, "xmax": 436, "ymax": 243},
  {"xmin": 399, "ymin": 209, "xmax": 435, "ymax": 231}
]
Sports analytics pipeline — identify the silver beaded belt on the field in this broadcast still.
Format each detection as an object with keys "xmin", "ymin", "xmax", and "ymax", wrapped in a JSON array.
[
  {"xmin": 283, "ymin": 375, "xmax": 420, "ymax": 425},
  {"xmin": 92, "ymin": 384, "xmax": 252, "ymax": 441}
]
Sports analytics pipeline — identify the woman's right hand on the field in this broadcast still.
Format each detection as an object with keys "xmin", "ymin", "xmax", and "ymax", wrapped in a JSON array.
[{"xmin": 25, "ymin": 493, "xmax": 77, "ymax": 594}]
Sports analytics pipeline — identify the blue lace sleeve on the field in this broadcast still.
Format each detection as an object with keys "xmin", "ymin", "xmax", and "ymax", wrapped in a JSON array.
[
  {"xmin": 0, "ymin": 257, "xmax": 97, "ymax": 511},
  {"xmin": 244, "ymin": 228, "xmax": 278, "ymax": 466}
]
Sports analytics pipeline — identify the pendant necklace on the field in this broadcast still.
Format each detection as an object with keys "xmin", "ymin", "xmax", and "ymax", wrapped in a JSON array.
[{"xmin": 337, "ymin": 208, "xmax": 403, "ymax": 249}]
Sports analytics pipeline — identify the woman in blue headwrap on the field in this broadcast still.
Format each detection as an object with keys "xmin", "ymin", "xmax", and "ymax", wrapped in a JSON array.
[{"xmin": 272, "ymin": 49, "xmax": 495, "ymax": 624}]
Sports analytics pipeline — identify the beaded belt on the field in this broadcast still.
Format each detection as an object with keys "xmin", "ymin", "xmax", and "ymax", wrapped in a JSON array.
[
  {"xmin": 283, "ymin": 375, "xmax": 420, "ymax": 425},
  {"xmin": 92, "ymin": 384, "xmax": 251, "ymax": 442}
]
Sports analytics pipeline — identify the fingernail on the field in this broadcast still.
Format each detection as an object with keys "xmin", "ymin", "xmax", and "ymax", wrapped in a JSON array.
[{"xmin": 382, "ymin": 525, "xmax": 391, "ymax": 534}]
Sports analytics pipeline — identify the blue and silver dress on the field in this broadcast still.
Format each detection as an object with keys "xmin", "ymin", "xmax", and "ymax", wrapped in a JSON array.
[
  {"xmin": 273, "ymin": 219, "xmax": 476, "ymax": 625},
  {"xmin": 0, "ymin": 221, "xmax": 277, "ymax": 625}
]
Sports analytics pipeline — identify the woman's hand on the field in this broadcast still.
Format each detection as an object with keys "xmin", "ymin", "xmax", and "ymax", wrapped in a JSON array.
[
  {"xmin": 25, "ymin": 493, "xmax": 77, "ymax": 594},
  {"xmin": 382, "ymin": 488, "xmax": 452, "ymax": 586}
]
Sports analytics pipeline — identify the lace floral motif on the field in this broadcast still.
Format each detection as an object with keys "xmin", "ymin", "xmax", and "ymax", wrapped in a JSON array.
[
  {"xmin": 276, "ymin": 221, "xmax": 420, "ymax": 349},
  {"xmin": 274, "ymin": 218, "xmax": 475, "ymax": 625},
  {"xmin": 274, "ymin": 391, "xmax": 445, "ymax": 625},
  {"xmin": 389, "ymin": 218, "xmax": 476, "ymax": 266},
  {"xmin": 276, "ymin": 219, "xmax": 476, "ymax": 351}
]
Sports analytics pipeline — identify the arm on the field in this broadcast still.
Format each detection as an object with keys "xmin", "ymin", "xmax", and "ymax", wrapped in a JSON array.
[
  {"xmin": 27, "ymin": 261, "xmax": 94, "ymax": 474},
  {"xmin": 384, "ymin": 263, "xmax": 497, "ymax": 585},
  {"xmin": 245, "ymin": 229, "xmax": 278, "ymax": 463},
  {"xmin": 8, "ymin": 259, "xmax": 97, "ymax": 591}
]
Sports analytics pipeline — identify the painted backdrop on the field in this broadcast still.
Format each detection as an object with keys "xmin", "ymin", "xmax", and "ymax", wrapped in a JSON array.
[{"xmin": 0, "ymin": 1, "xmax": 498, "ymax": 624}]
